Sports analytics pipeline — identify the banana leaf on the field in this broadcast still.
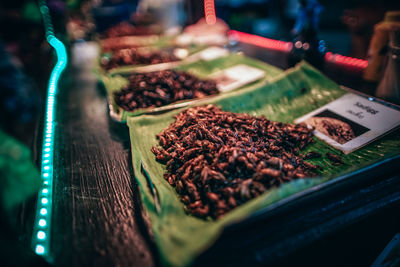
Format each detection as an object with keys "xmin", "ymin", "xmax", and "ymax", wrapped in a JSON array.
[
  {"xmin": 95, "ymin": 39, "xmax": 207, "ymax": 76},
  {"xmin": 0, "ymin": 130, "xmax": 41, "ymax": 211},
  {"xmin": 127, "ymin": 61, "xmax": 400, "ymax": 267},
  {"xmin": 104, "ymin": 44, "xmax": 208, "ymax": 76},
  {"xmin": 101, "ymin": 53, "xmax": 283, "ymax": 122},
  {"xmin": 93, "ymin": 35, "xmax": 176, "ymax": 76}
]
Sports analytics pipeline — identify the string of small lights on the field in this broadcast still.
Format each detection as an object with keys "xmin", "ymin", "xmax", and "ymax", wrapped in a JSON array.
[
  {"xmin": 31, "ymin": 0, "xmax": 67, "ymax": 260},
  {"xmin": 228, "ymin": 30, "xmax": 368, "ymax": 70},
  {"xmin": 204, "ymin": 0, "xmax": 216, "ymax": 25},
  {"xmin": 228, "ymin": 30, "xmax": 293, "ymax": 52}
]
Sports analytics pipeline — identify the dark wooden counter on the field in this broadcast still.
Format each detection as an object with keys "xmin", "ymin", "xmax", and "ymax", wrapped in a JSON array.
[{"xmin": 51, "ymin": 53, "xmax": 156, "ymax": 267}]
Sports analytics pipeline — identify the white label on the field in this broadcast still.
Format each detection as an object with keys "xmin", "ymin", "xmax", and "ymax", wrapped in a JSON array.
[
  {"xmin": 211, "ymin": 64, "xmax": 265, "ymax": 92},
  {"xmin": 176, "ymin": 33, "xmax": 227, "ymax": 46},
  {"xmin": 198, "ymin": 46, "xmax": 229, "ymax": 61},
  {"xmin": 295, "ymin": 93, "xmax": 400, "ymax": 154},
  {"xmin": 186, "ymin": 46, "xmax": 229, "ymax": 62}
]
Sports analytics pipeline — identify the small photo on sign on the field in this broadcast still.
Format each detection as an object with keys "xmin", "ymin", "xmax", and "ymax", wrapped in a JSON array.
[
  {"xmin": 304, "ymin": 109, "xmax": 370, "ymax": 144},
  {"xmin": 295, "ymin": 93, "xmax": 400, "ymax": 154}
]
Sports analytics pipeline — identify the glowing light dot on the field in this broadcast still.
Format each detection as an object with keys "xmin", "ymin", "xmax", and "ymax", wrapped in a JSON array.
[
  {"xmin": 34, "ymin": 30, "xmax": 66, "ymax": 258},
  {"xmin": 35, "ymin": 245, "xmax": 45, "ymax": 255},
  {"xmin": 37, "ymin": 231, "xmax": 46, "ymax": 240},
  {"xmin": 40, "ymin": 208, "xmax": 47, "ymax": 215},
  {"xmin": 39, "ymin": 219, "xmax": 47, "ymax": 227}
]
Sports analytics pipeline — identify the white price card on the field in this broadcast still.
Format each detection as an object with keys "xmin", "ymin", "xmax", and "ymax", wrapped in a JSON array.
[
  {"xmin": 295, "ymin": 93, "xmax": 400, "ymax": 154},
  {"xmin": 197, "ymin": 46, "xmax": 229, "ymax": 61},
  {"xmin": 211, "ymin": 64, "xmax": 265, "ymax": 93},
  {"xmin": 185, "ymin": 46, "xmax": 229, "ymax": 63}
]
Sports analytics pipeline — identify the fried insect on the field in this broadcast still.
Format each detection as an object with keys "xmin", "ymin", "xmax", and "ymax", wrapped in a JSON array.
[{"xmin": 152, "ymin": 105, "xmax": 321, "ymax": 219}]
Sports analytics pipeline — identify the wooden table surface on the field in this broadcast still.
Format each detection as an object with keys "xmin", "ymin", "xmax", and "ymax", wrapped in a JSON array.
[{"xmin": 51, "ymin": 46, "xmax": 156, "ymax": 266}]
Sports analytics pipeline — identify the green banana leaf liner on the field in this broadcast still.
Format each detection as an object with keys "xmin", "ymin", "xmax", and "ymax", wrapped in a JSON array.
[
  {"xmin": 98, "ymin": 34, "xmax": 173, "ymax": 52},
  {"xmin": 101, "ymin": 53, "xmax": 283, "ymax": 122},
  {"xmin": 104, "ymin": 44, "xmax": 208, "ymax": 75},
  {"xmin": 127, "ymin": 61, "xmax": 400, "ymax": 267},
  {"xmin": 96, "ymin": 24, "xmax": 164, "ymax": 41},
  {"xmin": 95, "ymin": 38, "xmax": 207, "ymax": 76},
  {"xmin": 0, "ymin": 130, "xmax": 41, "ymax": 211},
  {"xmin": 93, "ymin": 34, "xmax": 174, "ymax": 76}
]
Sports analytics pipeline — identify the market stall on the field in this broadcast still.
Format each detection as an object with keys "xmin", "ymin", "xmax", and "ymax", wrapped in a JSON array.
[{"xmin": 12, "ymin": 1, "xmax": 400, "ymax": 266}]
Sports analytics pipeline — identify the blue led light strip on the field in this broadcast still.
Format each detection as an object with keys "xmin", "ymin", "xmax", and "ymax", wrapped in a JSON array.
[{"xmin": 32, "ymin": 0, "xmax": 67, "ymax": 260}]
